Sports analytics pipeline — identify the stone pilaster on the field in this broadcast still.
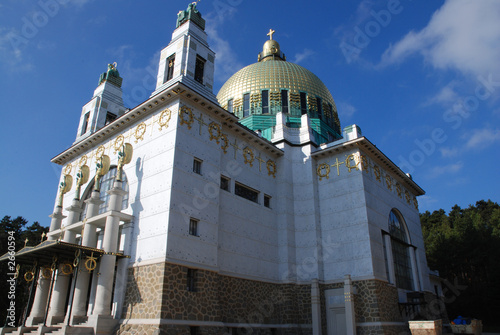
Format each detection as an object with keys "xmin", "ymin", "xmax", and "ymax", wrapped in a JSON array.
[
  {"xmin": 344, "ymin": 275, "xmax": 357, "ymax": 335},
  {"xmin": 311, "ymin": 279, "xmax": 321, "ymax": 335}
]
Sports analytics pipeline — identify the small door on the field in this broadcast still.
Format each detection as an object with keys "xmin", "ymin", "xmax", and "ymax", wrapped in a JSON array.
[{"xmin": 327, "ymin": 307, "xmax": 347, "ymax": 335}]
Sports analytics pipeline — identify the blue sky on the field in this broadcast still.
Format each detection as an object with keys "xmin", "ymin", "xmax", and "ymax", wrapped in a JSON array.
[{"xmin": 1, "ymin": 0, "xmax": 499, "ymax": 225}]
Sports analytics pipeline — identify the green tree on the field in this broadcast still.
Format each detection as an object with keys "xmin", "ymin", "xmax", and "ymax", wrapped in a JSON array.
[
  {"xmin": 421, "ymin": 200, "xmax": 500, "ymax": 329},
  {"xmin": 0, "ymin": 216, "xmax": 48, "ymax": 327}
]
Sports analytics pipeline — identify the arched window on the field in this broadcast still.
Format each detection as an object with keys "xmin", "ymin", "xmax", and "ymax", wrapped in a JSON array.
[
  {"xmin": 388, "ymin": 209, "xmax": 414, "ymax": 290},
  {"xmin": 79, "ymin": 167, "xmax": 129, "ymax": 221}
]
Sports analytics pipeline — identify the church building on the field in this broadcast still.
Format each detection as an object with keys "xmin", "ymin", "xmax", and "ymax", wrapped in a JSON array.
[{"xmin": 1, "ymin": 3, "xmax": 446, "ymax": 335}]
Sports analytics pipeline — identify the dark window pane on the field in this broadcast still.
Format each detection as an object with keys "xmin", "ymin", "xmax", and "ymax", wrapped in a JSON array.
[
  {"xmin": 220, "ymin": 176, "xmax": 230, "ymax": 191},
  {"xmin": 262, "ymin": 90, "xmax": 269, "ymax": 114},
  {"xmin": 166, "ymin": 54, "xmax": 176, "ymax": 81},
  {"xmin": 235, "ymin": 182, "xmax": 258, "ymax": 203},
  {"xmin": 194, "ymin": 55, "xmax": 205, "ymax": 84},
  {"xmin": 281, "ymin": 90, "xmax": 289, "ymax": 114},
  {"xmin": 316, "ymin": 97, "xmax": 323, "ymax": 120},
  {"xmin": 189, "ymin": 218, "xmax": 198, "ymax": 236},
  {"xmin": 300, "ymin": 92, "xmax": 307, "ymax": 115},
  {"xmin": 193, "ymin": 158, "xmax": 202, "ymax": 174},
  {"xmin": 228, "ymin": 99, "xmax": 233, "ymax": 114},
  {"xmin": 82, "ymin": 112, "xmax": 90, "ymax": 134},
  {"xmin": 243, "ymin": 93, "xmax": 250, "ymax": 117},
  {"xmin": 264, "ymin": 195, "xmax": 271, "ymax": 208},
  {"xmin": 105, "ymin": 112, "xmax": 117, "ymax": 126}
]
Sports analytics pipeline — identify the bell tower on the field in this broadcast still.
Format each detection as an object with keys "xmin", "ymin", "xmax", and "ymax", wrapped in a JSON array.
[
  {"xmin": 152, "ymin": 2, "xmax": 216, "ymax": 102},
  {"xmin": 75, "ymin": 63, "xmax": 126, "ymax": 143}
]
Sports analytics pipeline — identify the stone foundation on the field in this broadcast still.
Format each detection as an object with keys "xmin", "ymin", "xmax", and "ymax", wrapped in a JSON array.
[
  {"xmin": 119, "ymin": 263, "xmax": 445, "ymax": 335},
  {"xmin": 119, "ymin": 262, "xmax": 312, "ymax": 334}
]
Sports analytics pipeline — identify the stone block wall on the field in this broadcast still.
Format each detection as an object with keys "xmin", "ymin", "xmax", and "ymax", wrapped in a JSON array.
[{"xmin": 119, "ymin": 262, "xmax": 312, "ymax": 334}]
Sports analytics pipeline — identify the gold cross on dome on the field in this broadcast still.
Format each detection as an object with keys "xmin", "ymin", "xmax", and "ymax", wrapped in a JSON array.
[{"xmin": 267, "ymin": 29, "xmax": 275, "ymax": 40}]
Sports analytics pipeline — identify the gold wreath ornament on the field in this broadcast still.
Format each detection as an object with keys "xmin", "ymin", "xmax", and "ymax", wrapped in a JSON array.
[
  {"xmin": 61, "ymin": 263, "xmax": 73, "ymax": 275},
  {"xmin": 345, "ymin": 154, "xmax": 360, "ymax": 173},
  {"xmin": 317, "ymin": 163, "xmax": 330, "ymax": 180},
  {"xmin": 220, "ymin": 134, "xmax": 229, "ymax": 154},
  {"xmin": 208, "ymin": 122, "xmax": 222, "ymax": 144},
  {"xmin": 63, "ymin": 164, "xmax": 72, "ymax": 175},
  {"xmin": 373, "ymin": 165, "xmax": 381, "ymax": 182},
  {"xmin": 24, "ymin": 271, "xmax": 35, "ymax": 282},
  {"xmin": 79, "ymin": 155, "xmax": 88, "ymax": 168},
  {"xmin": 243, "ymin": 147, "xmax": 255, "ymax": 166},
  {"xmin": 179, "ymin": 106, "xmax": 194, "ymax": 129},
  {"xmin": 95, "ymin": 145, "xmax": 106, "ymax": 160},
  {"xmin": 41, "ymin": 267, "xmax": 52, "ymax": 279},
  {"xmin": 135, "ymin": 123, "xmax": 147, "ymax": 143},
  {"xmin": 396, "ymin": 183, "xmax": 402, "ymax": 198},
  {"xmin": 85, "ymin": 253, "xmax": 97, "ymax": 272},
  {"xmin": 267, "ymin": 160, "xmax": 277, "ymax": 178},
  {"xmin": 159, "ymin": 108, "xmax": 172, "ymax": 130},
  {"xmin": 385, "ymin": 175, "xmax": 392, "ymax": 190},
  {"xmin": 114, "ymin": 135, "xmax": 125, "ymax": 152}
]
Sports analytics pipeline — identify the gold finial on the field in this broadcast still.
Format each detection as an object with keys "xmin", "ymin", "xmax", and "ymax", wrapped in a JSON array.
[
  {"xmin": 24, "ymin": 238, "xmax": 29, "ymax": 247},
  {"xmin": 267, "ymin": 29, "xmax": 276, "ymax": 40}
]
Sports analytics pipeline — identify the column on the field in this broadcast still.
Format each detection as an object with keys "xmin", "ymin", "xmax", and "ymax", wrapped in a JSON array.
[
  {"xmin": 384, "ymin": 234, "xmax": 396, "ymax": 285},
  {"xmin": 26, "ymin": 206, "xmax": 66, "ymax": 326},
  {"xmin": 112, "ymin": 222, "xmax": 133, "ymax": 318},
  {"xmin": 92, "ymin": 182, "xmax": 127, "ymax": 316},
  {"xmin": 71, "ymin": 191, "xmax": 103, "ymax": 322},
  {"xmin": 47, "ymin": 199, "xmax": 82, "ymax": 325},
  {"xmin": 344, "ymin": 275, "xmax": 357, "ymax": 335},
  {"xmin": 311, "ymin": 279, "xmax": 322, "ymax": 335},
  {"xmin": 409, "ymin": 247, "xmax": 421, "ymax": 291}
]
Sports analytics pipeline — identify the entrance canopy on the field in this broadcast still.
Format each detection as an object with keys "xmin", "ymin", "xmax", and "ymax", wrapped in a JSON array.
[{"xmin": 0, "ymin": 240, "xmax": 129, "ymax": 267}]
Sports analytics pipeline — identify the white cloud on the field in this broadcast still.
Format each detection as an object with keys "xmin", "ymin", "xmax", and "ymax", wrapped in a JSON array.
[
  {"xmin": 428, "ymin": 161, "xmax": 464, "ymax": 179},
  {"xmin": 380, "ymin": 0, "xmax": 500, "ymax": 77},
  {"xmin": 336, "ymin": 101, "xmax": 357, "ymax": 119},
  {"xmin": 440, "ymin": 147, "xmax": 459, "ymax": 158},
  {"xmin": 464, "ymin": 128, "xmax": 500, "ymax": 149},
  {"xmin": 424, "ymin": 82, "xmax": 459, "ymax": 106},
  {"xmin": 0, "ymin": 27, "xmax": 33, "ymax": 71},
  {"xmin": 292, "ymin": 49, "xmax": 314, "ymax": 64},
  {"xmin": 205, "ymin": 12, "xmax": 244, "ymax": 85}
]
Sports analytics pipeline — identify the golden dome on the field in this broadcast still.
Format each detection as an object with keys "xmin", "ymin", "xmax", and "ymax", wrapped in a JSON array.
[{"xmin": 216, "ymin": 38, "xmax": 340, "ymax": 135}]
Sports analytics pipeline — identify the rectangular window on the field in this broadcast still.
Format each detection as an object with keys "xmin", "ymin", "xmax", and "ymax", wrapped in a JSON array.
[
  {"xmin": 316, "ymin": 97, "xmax": 323, "ymax": 120},
  {"xmin": 300, "ymin": 92, "xmax": 307, "ymax": 115},
  {"xmin": 187, "ymin": 268, "xmax": 197, "ymax": 292},
  {"xmin": 194, "ymin": 55, "xmax": 206, "ymax": 84},
  {"xmin": 105, "ymin": 112, "xmax": 117, "ymax": 126},
  {"xmin": 227, "ymin": 99, "xmax": 233, "ymax": 114},
  {"xmin": 328, "ymin": 103, "xmax": 335, "ymax": 128},
  {"xmin": 82, "ymin": 112, "xmax": 90, "ymax": 134},
  {"xmin": 243, "ymin": 93, "xmax": 250, "ymax": 117},
  {"xmin": 235, "ymin": 182, "xmax": 259, "ymax": 203},
  {"xmin": 166, "ymin": 54, "xmax": 176, "ymax": 82},
  {"xmin": 281, "ymin": 90, "xmax": 289, "ymax": 114},
  {"xmin": 193, "ymin": 158, "xmax": 202, "ymax": 175},
  {"xmin": 220, "ymin": 175, "xmax": 230, "ymax": 191},
  {"xmin": 189, "ymin": 218, "xmax": 198, "ymax": 236},
  {"xmin": 264, "ymin": 194, "xmax": 271, "ymax": 208},
  {"xmin": 261, "ymin": 90, "xmax": 269, "ymax": 114}
]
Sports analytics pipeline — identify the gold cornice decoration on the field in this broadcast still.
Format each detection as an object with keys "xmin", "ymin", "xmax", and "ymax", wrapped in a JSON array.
[{"xmin": 316, "ymin": 153, "xmax": 418, "ymax": 210}]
